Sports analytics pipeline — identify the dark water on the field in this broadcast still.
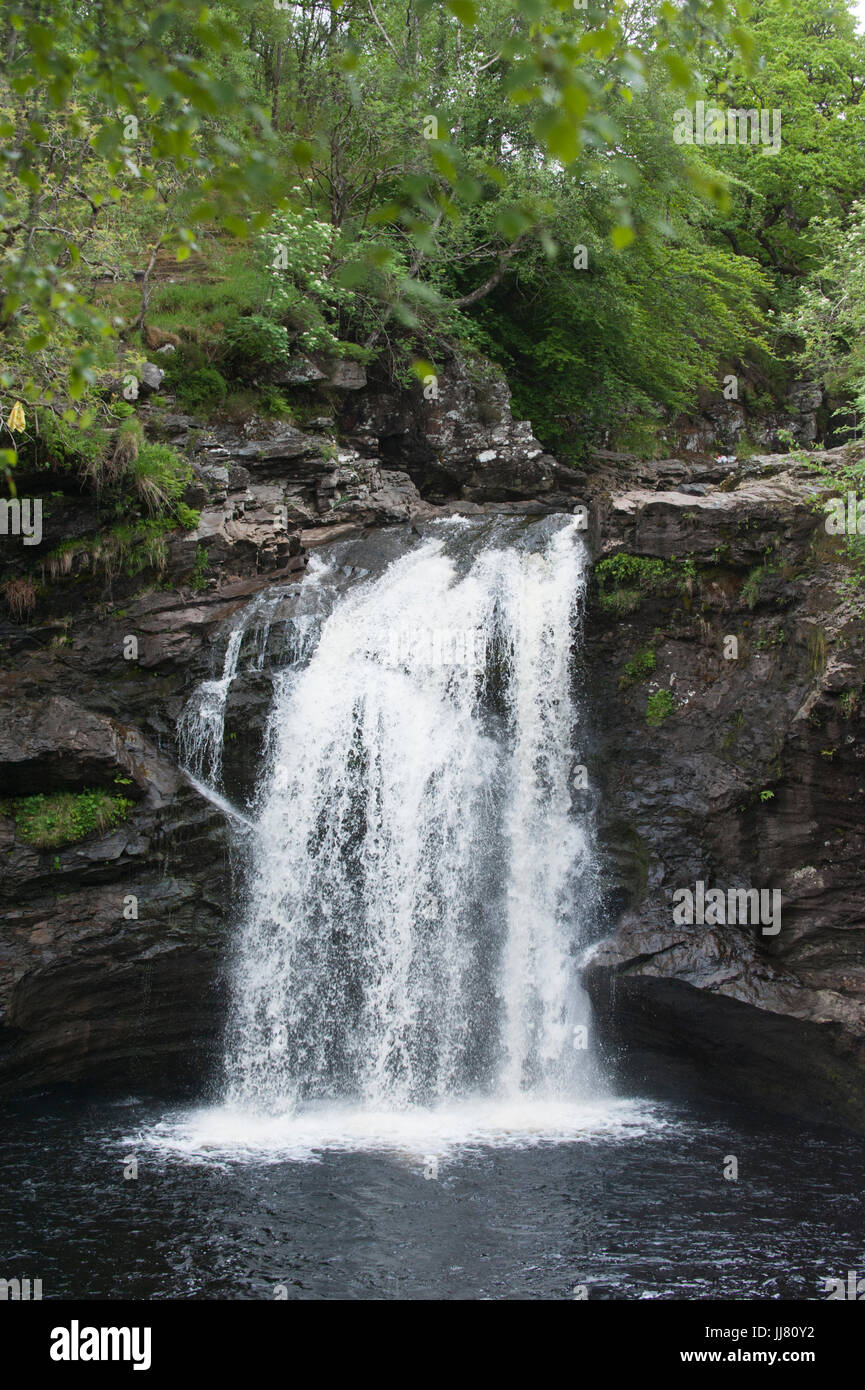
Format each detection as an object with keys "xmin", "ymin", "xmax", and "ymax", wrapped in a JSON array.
[{"xmin": 1, "ymin": 1091, "xmax": 864, "ymax": 1300}]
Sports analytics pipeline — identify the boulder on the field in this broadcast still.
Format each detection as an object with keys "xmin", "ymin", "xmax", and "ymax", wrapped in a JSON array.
[
  {"xmin": 328, "ymin": 360, "xmax": 367, "ymax": 390},
  {"xmin": 137, "ymin": 362, "xmax": 165, "ymax": 397},
  {"xmin": 0, "ymin": 695, "xmax": 151, "ymax": 797}
]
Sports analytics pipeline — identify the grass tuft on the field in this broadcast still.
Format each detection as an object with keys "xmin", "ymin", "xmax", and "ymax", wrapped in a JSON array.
[{"xmin": 2, "ymin": 788, "xmax": 134, "ymax": 848}]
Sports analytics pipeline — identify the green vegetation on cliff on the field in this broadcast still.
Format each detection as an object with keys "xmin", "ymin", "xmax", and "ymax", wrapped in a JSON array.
[
  {"xmin": 645, "ymin": 688, "xmax": 675, "ymax": 726},
  {"xmin": 2, "ymin": 788, "xmax": 134, "ymax": 848}
]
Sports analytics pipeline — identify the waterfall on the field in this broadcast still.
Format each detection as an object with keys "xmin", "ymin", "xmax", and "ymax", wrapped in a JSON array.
[
  {"xmin": 221, "ymin": 515, "xmax": 601, "ymax": 1120},
  {"xmin": 178, "ymin": 590, "xmax": 286, "ymax": 795},
  {"xmin": 177, "ymin": 624, "xmax": 245, "ymax": 790}
]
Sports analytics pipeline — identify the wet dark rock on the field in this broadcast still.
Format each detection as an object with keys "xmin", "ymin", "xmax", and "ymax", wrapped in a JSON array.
[
  {"xmin": 672, "ymin": 378, "xmax": 824, "ymax": 454},
  {"xmin": 583, "ymin": 446, "xmax": 865, "ymax": 1129},
  {"xmin": 142, "ymin": 409, "xmax": 198, "ymax": 441},
  {"xmin": 0, "ymin": 695, "xmax": 151, "ymax": 797},
  {"xmin": 231, "ymin": 428, "xmax": 327, "ymax": 467},
  {"xmin": 0, "ymin": 705, "xmax": 231, "ymax": 1096},
  {"xmin": 222, "ymin": 674, "xmax": 273, "ymax": 810},
  {"xmin": 272, "ymin": 357, "xmax": 326, "ymax": 386}
]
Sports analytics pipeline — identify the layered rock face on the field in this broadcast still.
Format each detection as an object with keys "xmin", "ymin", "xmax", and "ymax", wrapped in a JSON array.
[
  {"xmin": 0, "ymin": 687, "xmax": 232, "ymax": 1094},
  {"xmin": 672, "ymin": 379, "xmax": 825, "ymax": 454},
  {"xmin": 582, "ymin": 450, "xmax": 865, "ymax": 1129},
  {"xmin": 1, "ymin": 354, "xmax": 864, "ymax": 1131}
]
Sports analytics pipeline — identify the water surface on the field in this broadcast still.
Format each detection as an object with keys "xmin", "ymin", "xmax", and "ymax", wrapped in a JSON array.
[{"xmin": 2, "ymin": 1091, "xmax": 862, "ymax": 1300}]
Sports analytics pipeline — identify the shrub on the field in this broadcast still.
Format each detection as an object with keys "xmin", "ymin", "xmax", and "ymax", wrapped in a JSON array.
[
  {"xmin": 222, "ymin": 315, "xmax": 292, "ymax": 381},
  {"xmin": 77, "ymin": 415, "xmax": 144, "ymax": 494},
  {"xmin": 174, "ymin": 501, "xmax": 200, "ymax": 531},
  {"xmin": 598, "ymin": 553, "xmax": 675, "ymax": 589},
  {"xmin": 646, "ymin": 688, "xmax": 675, "ymax": 726},
  {"xmin": 257, "ymin": 385, "xmax": 294, "ymax": 418},
  {"xmin": 40, "ymin": 412, "xmax": 111, "ymax": 475},
  {"xmin": 741, "ymin": 562, "xmax": 779, "ymax": 609},
  {"xmin": 166, "ymin": 363, "xmax": 227, "ymax": 412},
  {"xmin": 190, "ymin": 542, "xmax": 210, "ymax": 591},
  {"xmin": 44, "ymin": 515, "xmax": 190, "ymax": 580},
  {"xmin": 596, "ymin": 554, "xmax": 684, "ymax": 614},
  {"xmin": 111, "ymin": 416, "xmax": 144, "ymax": 467},
  {"xmin": 261, "ymin": 208, "xmax": 359, "ymax": 355},
  {"xmin": 98, "ymin": 519, "xmax": 178, "ymax": 575},
  {"xmin": 148, "ymin": 258, "xmax": 271, "ymax": 325},
  {"xmin": 122, "ymin": 442, "xmax": 192, "ymax": 517},
  {"xmin": 619, "ymin": 646, "xmax": 656, "ymax": 689},
  {"xmin": 805, "ymin": 450, "xmax": 865, "ymax": 594}
]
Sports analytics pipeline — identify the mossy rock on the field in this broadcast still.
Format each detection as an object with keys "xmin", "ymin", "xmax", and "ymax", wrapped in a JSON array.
[{"xmin": 1, "ymin": 788, "xmax": 134, "ymax": 848}]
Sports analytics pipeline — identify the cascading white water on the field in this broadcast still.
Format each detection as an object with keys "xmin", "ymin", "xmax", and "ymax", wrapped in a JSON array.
[
  {"xmin": 177, "ymin": 590, "xmax": 286, "ymax": 797},
  {"xmin": 222, "ymin": 515, "xmax": 601, "ymax": 1120},
  {"xmin": 177, "ymin": 624, "xmax": 245, "ymax": 791}
]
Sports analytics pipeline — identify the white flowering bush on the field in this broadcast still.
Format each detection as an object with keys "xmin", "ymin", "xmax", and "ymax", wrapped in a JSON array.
[
  {"xmin": 787, "ymin": 199, "xmax": 865, "ymax": 436},
  {"xmin": 261, "ymin": 207, "xmax": 356, "ymax": 356}
]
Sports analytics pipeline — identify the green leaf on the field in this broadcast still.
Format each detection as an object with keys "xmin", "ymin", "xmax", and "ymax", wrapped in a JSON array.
[
  {"xmin": 445, "ymin": 0, "xmax": 477, "ymax": 24},
  {"xmin": 333, "ymin": 260, "xmax": 369, "ymax": 288},
  {"xmin": 290, "ymin": 140, "xmax": 314, "ymax": 167},
  {"xmin": 662, "ymin": 51, "xmax": 692, "ymax": 89},
  {"xmin": 496, "ymin": 206, "xmax": 533, "ymax": 239},
  {"xmin": 221, "ymin": 215, "xmax": 249, "ymax": 238},
  {"xmin": 429, "ymin": 147, "xmax": 458, "ymax": 182},
  {"xmin": 534, "ymin": 110, "xmax": 581, "ymax": 165},
  {"xmin": 455, "ymin": 176, "xmax": 482, "ymax": 204}
]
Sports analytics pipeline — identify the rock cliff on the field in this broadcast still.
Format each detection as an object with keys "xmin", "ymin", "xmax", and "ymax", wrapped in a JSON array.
[
  {"xmin": 582, "ymin": 450, "xmax": 865, "ymax": 1129},
  {"xmin": 1, "ymin": 352, "xmax": 864, "ymax": 1132}
]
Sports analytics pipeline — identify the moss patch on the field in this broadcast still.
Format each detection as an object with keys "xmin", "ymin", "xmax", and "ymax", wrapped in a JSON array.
[
  {"xmin": 2, "ymin": 789, "xmax": 134, "ymax": 848},
  {"xmin": 596, "ymin": 553, "xmax": 695, "ymax": 615},
  {"xmin": 619, "ymin": 646, "xmax": 657, "ymax": 690},
  {"xmin": 645, "ymin": 689, "xmax": 675, "ymax": 727}
]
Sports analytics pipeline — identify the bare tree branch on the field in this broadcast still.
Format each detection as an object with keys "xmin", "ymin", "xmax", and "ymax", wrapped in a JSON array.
[
  {"xmin": 451, "ymin": 229, "xmax": 533, "ymax": 308},
  {"xmin": 367, "ymin": 0, "xmax": 403, "ymax": 67}
]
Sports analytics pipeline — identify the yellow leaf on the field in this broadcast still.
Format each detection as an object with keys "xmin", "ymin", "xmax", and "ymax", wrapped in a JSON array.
[{"xmin": 7, "ymin": 401, "xmax": 26, "ymax": 433}]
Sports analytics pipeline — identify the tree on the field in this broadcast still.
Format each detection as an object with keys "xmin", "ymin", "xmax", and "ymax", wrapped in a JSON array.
[
  {"xmin": 701, "ymin": 0, "xmax": 865, "ymax": 291},
  {"xmin": 788, "ymin": 199, "xmax": 865, "ymax": 436}
]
